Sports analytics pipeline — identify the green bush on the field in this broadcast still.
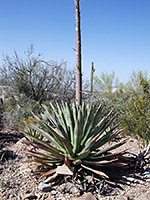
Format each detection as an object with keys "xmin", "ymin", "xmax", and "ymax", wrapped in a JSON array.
[
  {"xmin": 3, "ymin": 98, "xmax": 42, "ymax": 130},
  {"xmin": 120, "ymin": 72, "xmax": 150, "ymax": 145}
]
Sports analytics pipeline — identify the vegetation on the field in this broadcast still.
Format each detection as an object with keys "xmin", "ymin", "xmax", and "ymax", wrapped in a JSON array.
[
  {"xmin": 24, "ymin": 101, "xmax": 127, "ymax": 183},
  {"xmin": 0, "ymin": 46, "xmax": 76, "ymax": 129},
  {"xmin": 0, "ymin": 0, "xmax": 149, "ymax": 194},
  {"xmin": 94, "ymin": 71, "xmax": 150, "ymax": 147},
  {"xmin": 1, "ymin": 46, "xmax": 75, "ymax": 104},
  {"xmin": 120, "ymin": 72, "xmax": 150, "ymax": 145}
]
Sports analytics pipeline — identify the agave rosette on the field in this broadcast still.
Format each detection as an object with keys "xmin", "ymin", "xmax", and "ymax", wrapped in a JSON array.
[{"xmin": 24, "ymin": 102, "xmax": 126, "ymax": 178}]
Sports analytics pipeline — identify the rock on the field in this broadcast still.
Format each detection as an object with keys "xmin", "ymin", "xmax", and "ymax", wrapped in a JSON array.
[
  {"xmin": 143, "ymin": 171, "xmax": 150, "ymax": 178},
  {"xmin": 51, "ymin": 190, "xmax": 57, "ymax": 195},
  {"xmin": 56, "ymin": 164, "xmax": 73, "ymax": 176},
  {"xmin": 38, "ymin": 182, "xmax": 52, "ymax": 192},
  {"xmin": 115, "ymin": 196, "xmax": 129, "ymax": 200},
  {"xmin": 44, "ymin": 173, "xmax": 58, "ymax": 183},
  {"xmin": 137, "ymin": 192, "xmax": 150, "ymax": 200},
  {"xmin": 73, "ymin": 192, "xmax": 96, "ymax": 200},
  {"xmin": 126, "ymin": 177, "xmax": 135, "ymax": 182}
]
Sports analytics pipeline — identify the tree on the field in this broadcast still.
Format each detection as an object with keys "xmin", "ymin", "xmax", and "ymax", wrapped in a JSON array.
[
  {"xmin": 74, "ymin": 0, "xmax": 82, "ymax": 106},
  {"xmin": 0, "ymin": 46, "xmax": 75, "ymax": 103}
]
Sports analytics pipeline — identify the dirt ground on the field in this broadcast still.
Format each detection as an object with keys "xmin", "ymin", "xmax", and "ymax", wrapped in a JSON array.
[{"xmin": 0, "ymin": 130, "xmax": 150, "ymax": 200}]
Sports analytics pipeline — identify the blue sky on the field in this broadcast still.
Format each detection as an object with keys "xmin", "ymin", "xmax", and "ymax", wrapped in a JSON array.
[{"xmin": 0, "ymin": 0, "xmax": 150, "ymax": 83}]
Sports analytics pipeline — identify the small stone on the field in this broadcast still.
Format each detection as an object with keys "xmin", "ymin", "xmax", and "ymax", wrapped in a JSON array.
[
  {"xmin": 143, "ymin": 171, "xmax": 150, "ymax": 178},
  {"xmin": 51, "ymin": 190, "xmax": 57, "ymax": 195},
  {"xmin": 115, "ymin": 196, "xmax": 128, "ymax": 200},
  {"xmin": 126, "ymin": 177, "xmax": 135, "ymax": 182},
  {"xmin": 56, "ymin": 164, "xmax": 73, "ymax": 176},
  {"xmin": 38, "ymin": 182, "xmax": 52, "ymax": 192},
  {"xmin": 73, "ymin": 192, "xmax": 96, "ymax": 200}
]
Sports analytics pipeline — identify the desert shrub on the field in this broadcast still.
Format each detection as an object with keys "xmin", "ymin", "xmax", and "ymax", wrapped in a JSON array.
[
  {"xmin": 3, "ymin": 97, "xmax": 42, "ymax": 130},
  {"xmin": 93, "ymin": 71, "xmax": 150, "ymax": 141},
  {"xmin": 0, "ymin": 45, "xmax": 75, "ymax": 104},
  {"xmin": 120, "ymin": 72, "xmax": 150, "ymax": 145},
  {"xmin": 0, "ymin": 46, "xmax": 77, "ymax": 129}
]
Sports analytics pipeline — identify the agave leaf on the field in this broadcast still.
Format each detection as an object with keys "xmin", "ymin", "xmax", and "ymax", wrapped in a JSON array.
[
  {"xmin": 72, "ymin": 102, "xmax": 78, "ymax": 123},
  {"xmin": 27, "ymin": 114, "xmax": 52, "ymax": 136},
  {"xmin": 75, "ymin": 149, "xmax": 91, "ymax": 160},
  {"xmin": 56, "ymin": 123, "xmax": 70, "ymax": 141},
  {"xmin": 91, "ymin": 140, "xmax": 126, "ymax": 157},
  {"xmin": 26, "ymin": 151, "xmax": 62, "ymax": 162},
  {"xmin": 42, "ymin": 168, "xmax": 56, "ymax": 178},
  {"xmin": 41, "ymin": 122, "xmax": 67, "ymax": 148},
  {"xmin": 90, "ymin": 128, "xmax": 124, "ymax": 151},
  {"xmin": 91, "ymin": 133, "xmax": 116, "ymax": 152},
  {"xmin": 81, "ymin": 104, "xmax": 94, "ymax": 145},
  {"xmin": 33, "ymin": 158, "xmax": 60, "ymax": 165},
  {"xmin": 56, "ymin": 102, "xmax": 70, "ymax": 139},
  {"xmin": 42, "ymin": 104, "xmax": 56, "ymax": 124},
  {"xmin": 82, "ymin": 104, "xmax": 107, "ymax": 146},
  {"xmin": 73, "ymin": 109, "xmax": 83, "ymax": 153},
  {"xmin": 99, "ymin": 112, "xmax": 118, "ymax": 135},
  {"xmin": 36, "ymin": 160, "xmax": 62, "ymax": 166},
  {"xmin": 92, "ymin": 104, "xmax": 103, "ymax": 127},
  {"xmin": 81, "ymin": 102, "xmax": 86, "ymax": 119},
  {"xmin": 26, "ymin": 150, "xmax": 57, "ymax": 159},
  {"xmin": 86, "ymin": 114, "xmax": 111, "ymax": 142},
  {"xmin": 84, "ymin": 111, "xmax": 116, "ymax": 146},
  {"xmin": 80, "ymin": 135, "xmax": 99, "ymax": 153},
  {"xmin": 41, "ymin": 112, "xmax": 48, "ymax": 121},
  {"xmin": 81, "ymin": 164, "xmax": 109, "ymax": 179},
  {"xmin": 82, "ymin": 159, "xmax": 128, "ymax": 168},
  {"xmin": 29, "ymin": 123, "xmax": 64, "ymax": 149},
  {"xmin": 23, "ymin": 140, "xmax": 64, "ymax": 159},
  {"xmin": 60, "ymin": 102, "xmax": 74, "ymax": 144},
  {"xmin": 86, "ymin": 151, "xmax": 125, "ymax": 161},
  {"xmin": 64, "ymin": 102, "xmax": 75, "ymax": 145},
  {"xmin": 60, "ymin": 137, "xmax": 73, "ymax": 157},
  {"xmin": 24, "ymin": 131, "xmax": 64, "ymax": 155},
  {"xmin": 82, "ymin": 159, "xmax": 121, "ymax": 167},
  {"xmin": 48, "ymin": 102, "xmax": 70, "ymax": 141},
  {"xmin": 30, "ymin": 112, "xmax": 51, "ymax": 130}
]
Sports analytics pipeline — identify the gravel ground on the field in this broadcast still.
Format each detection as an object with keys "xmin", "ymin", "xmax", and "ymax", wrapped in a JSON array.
[{"xmin": 0, "ymin": 130, "xmax": 150, "ymax": 200}]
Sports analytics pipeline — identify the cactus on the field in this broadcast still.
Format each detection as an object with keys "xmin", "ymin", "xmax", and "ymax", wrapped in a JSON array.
[{"xmin": 89, "ymin": 62, "xmax": 95, "ymax": 92}]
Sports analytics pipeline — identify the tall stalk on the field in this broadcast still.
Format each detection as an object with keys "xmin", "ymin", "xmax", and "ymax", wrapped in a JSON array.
[{"xmin": 74, "ymin": 0, "xmax": 82, "ymax": 106}]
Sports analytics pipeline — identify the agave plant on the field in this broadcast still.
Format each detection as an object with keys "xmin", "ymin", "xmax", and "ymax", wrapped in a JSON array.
[{"xmin": 23, "ymin": 101, "xmax": 127, "ymax": 181}]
